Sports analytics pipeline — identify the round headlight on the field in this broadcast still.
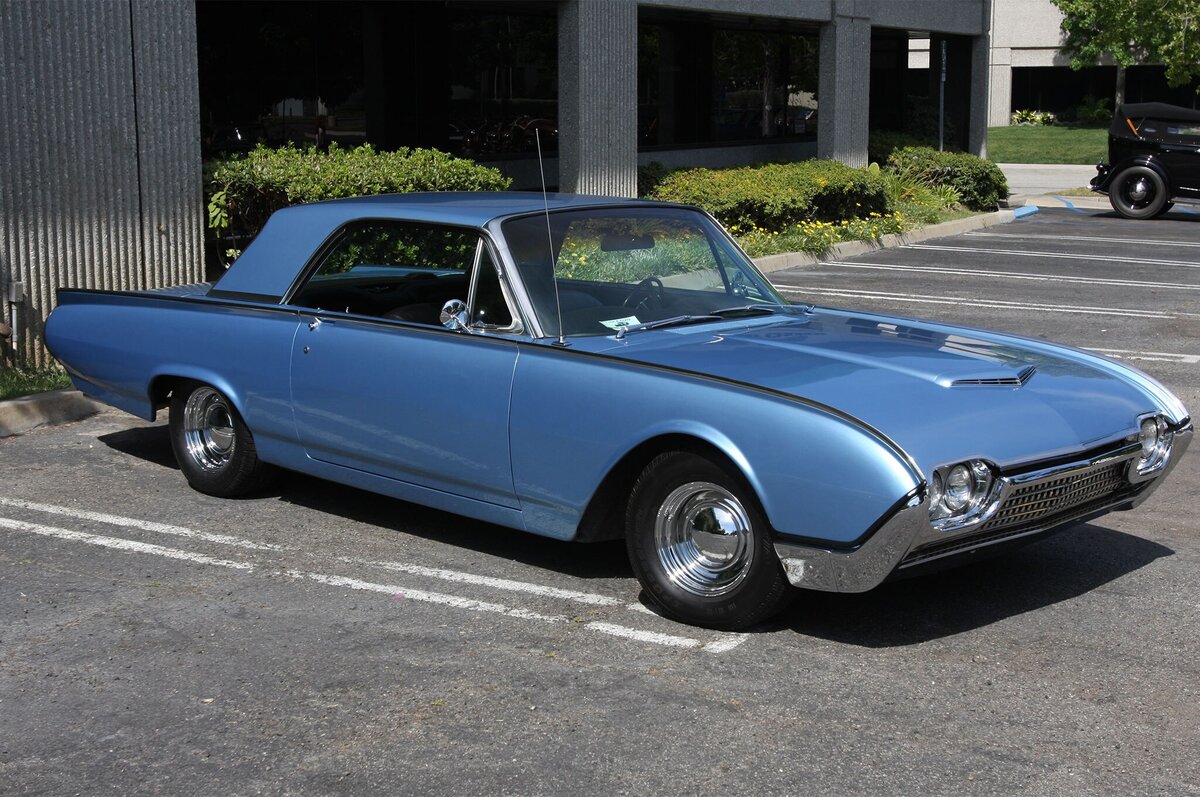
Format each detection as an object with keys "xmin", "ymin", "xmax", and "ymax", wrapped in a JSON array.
[
  {"xmin": 943, "ymin": 464, "xmax": 973, "ymax": 512},
  {"xmin": 1139, "ymin": 417, "xmax": 1161, "ymax": 460}
]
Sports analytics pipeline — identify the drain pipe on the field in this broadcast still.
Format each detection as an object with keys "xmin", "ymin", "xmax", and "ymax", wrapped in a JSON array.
[{"xmin": 5, "ymin": 279, "xmax": 22, "ymax": 357}]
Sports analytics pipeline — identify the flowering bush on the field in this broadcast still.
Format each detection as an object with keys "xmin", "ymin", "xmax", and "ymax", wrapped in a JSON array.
[{"xmin": 734, "ymin": 211, "xmax": 909, "ymax": 257}]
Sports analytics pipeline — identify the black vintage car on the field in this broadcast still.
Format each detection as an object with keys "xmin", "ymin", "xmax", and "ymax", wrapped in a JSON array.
[{"xmin": 1091, "ymin": 102, "xmax": 1200, "ymax": 219}]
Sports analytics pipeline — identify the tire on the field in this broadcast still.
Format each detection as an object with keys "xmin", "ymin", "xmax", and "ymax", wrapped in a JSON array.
[
  {"xmin": 168, "ymin": 380, "xmax": 274, "ymax": 497},
  {"xmin": 625, "ymin": 451, "xmax": 793, "ymax": 630},
  {"xmin": 1108, "ymin": 166, "xmax": 1168, "ymax": 219},
  {"xmin": 1154, "ymin": 200, "xmax": 1175, "ymax": 218}
]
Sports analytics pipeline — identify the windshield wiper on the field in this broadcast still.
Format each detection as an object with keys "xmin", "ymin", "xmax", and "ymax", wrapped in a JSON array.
[
  {"xmin": 711, "ymin": 303, "xmax": 813, "ymax": 317},
  {"xmin": 615, "ymin": 314, "xmax": 722, "ymax": 339}
]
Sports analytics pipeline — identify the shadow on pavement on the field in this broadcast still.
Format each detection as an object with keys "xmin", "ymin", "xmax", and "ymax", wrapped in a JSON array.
[
  {"xmin": 98, "ymin": 425, "xmax": 1172, "ymax": 622},
  {"xmin": 781, "ymin": 524, "xmax": 1173, "ymax": 647},
  {"xmin": 98, "ymin": 424, "xmax": 178, "ymax": 470}
]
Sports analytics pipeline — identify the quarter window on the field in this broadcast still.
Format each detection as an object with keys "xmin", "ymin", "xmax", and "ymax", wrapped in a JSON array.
[{"xmin": 291, "ymin": 220, "xmax": 515, "ymax": 330}]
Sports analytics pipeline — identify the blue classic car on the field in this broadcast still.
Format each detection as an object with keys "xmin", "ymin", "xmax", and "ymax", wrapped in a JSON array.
[{"xmin": 46, "ymin": 193, "xmax": 1192, "ymax": 630}]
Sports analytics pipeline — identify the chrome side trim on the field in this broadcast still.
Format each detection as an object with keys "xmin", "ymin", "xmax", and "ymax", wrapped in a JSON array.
[{"xmin": 773, "ymin": 492, "xmax": 928, "ymax": 593}]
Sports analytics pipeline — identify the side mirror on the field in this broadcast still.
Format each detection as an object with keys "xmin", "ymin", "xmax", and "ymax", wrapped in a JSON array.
[{"xmin": 440, "ymin": 299, "xmax": 469, "ymax": 331}]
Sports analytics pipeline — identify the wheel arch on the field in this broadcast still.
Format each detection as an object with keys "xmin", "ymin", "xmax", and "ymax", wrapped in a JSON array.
[
  {"xmin": 574, "ymin": 432, "xmax": 757, "ymax": 543},
  {"xmin": 147, "ymin": 369, "xmax": 247, "ymax": 422}
]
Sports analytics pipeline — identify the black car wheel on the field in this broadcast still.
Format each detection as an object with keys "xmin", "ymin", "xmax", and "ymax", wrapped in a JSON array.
[
  {"xmin": 625, "ymin": 451, "xmax": 793, "ymax": 630},
  {"xmin": 1109, "ymin": 166, "xmax": 1168, "ymax": 219},
  {"xmin": 169, "ymin": 380, "xmax": 274, "ymax": 497}
]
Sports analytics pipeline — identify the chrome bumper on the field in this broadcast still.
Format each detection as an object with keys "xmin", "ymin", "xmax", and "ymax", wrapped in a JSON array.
[{"xmin": 774, "ymin": 421, "xmax": 1192, "ymax": 593}]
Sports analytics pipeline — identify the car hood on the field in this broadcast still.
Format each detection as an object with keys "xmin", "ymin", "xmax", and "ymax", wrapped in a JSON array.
[{"xmin": 590, "ymin": 310, "xmax": 1156, "ymax": 473}]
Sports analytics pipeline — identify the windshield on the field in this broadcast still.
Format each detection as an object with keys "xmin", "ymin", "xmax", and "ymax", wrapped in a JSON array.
[{"xmin": 501, "ymin": 207, "xmax": 787, "ymax": 337}]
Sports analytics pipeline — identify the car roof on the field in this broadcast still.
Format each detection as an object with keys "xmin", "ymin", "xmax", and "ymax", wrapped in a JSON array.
[
  {"xmin": 210, "ymin": 192, "xmax": 677, "ymax": 301},
  {"xmin": 295, "ymin": 191, "xmax": 665, "ymax": 227}
]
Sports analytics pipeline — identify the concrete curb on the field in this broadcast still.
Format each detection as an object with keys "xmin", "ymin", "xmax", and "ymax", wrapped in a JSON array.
[
  {"xmin": 0, "ymin": 389, "xmax": 103, "ymax": 438},
  {"xmin": 752, "ymin": 208, "xmax": 1031, "ymax": 274}
]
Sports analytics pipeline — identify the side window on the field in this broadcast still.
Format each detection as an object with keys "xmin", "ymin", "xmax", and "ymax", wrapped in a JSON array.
[{"xmin": 291, "ymin": 220, "xmax": 479, "ymax": 326}]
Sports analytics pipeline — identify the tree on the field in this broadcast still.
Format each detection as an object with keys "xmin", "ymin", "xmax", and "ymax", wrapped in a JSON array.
[{"xmin": 1052, "ymin": 0, "xmax": 1200, "ymax": 103}]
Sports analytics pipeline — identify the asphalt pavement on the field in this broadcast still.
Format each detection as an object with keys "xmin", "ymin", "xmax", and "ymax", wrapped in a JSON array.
[{"xmin": 2, "ymin": 207, "xmax": 1198, "ymax": 796}]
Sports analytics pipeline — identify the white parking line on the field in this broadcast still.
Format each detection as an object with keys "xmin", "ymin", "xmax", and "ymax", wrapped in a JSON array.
[
  {"xmin": 773, "ymin": 286, "xmax": 1176, "ymax": 320},
  {"xmin": 821, "ymin": 261, "xmax": 1200, "ymax": 292},
  {"xmin": 342, "ymin": 556, "xmax": 622, "ymax": 606},
  {"xmin": 585, "ymin": 621, "xmax": 702, "ymax": 649},
  {"xmin": 295, "ymin": 571, "xmax": 564, "ymax": 623},
  {"xmin": 0, "ymin": 516, "xmax": 256, "ymax": 570},
  {"xmin": 1, "ymin": 513, "xmax": 747, "ymax": 654},
  {"xmin": 1087, "ymin": 347, "xmax": 1200, "ymax": 365},
  {"xmin": 0, "ymin": 496, "xmax": 284, "ymax": 551},
  {"xmin": 964, "ymin": 230, "xmax": 1200, "ymax": 249},
  {"xmin": 906, "ymin": 243, "xmax": 1200, "ymax": 270}
]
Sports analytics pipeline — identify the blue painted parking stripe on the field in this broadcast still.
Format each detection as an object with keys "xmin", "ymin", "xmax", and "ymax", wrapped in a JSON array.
[{"xmin": 1052, "ymin": 196, "xmax": 1089, "ymax": 213}]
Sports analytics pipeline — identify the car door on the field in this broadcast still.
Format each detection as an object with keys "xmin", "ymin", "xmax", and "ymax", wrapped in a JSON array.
[
  {"xmin": 1151, "ymin": 117, "xmax": 1200, "ymax": 197},
  {"xmin": 288, "ymin": 219, "xmax": 523, "ymax": 509}
]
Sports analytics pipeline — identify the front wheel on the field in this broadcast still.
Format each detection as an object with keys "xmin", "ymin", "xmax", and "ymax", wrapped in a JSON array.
[
  {"xmin": 625, "ymin": 451, "xmax": 792, "ymax": 630},
  {"xmin": 169, "ymin": 381, "xmax": 274, "ymax": 497},
  {"xmin": 1109, "ymin": 166, "xmax": 1168, "ymax": 219}
]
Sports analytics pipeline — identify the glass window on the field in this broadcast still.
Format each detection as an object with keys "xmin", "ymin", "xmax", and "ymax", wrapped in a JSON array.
[
  {"xmin": 292, "ymin": 220, "xmax": 514, "ymax": 330},
  {"xmin": 502, "ymin": 208, "xmax": 786, "ymax": 337}
]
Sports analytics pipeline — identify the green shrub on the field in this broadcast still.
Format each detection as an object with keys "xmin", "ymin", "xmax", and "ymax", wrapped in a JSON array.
[
  {"xmin": 650, "ymin": 159, "xmax": 891, "ymax": 229},
  {"xmin": 637, "ymin": 161, "xmax": 672, "ymax": 198},
  {"xmin": 1011, "ymin": 108, "xmax": 1058, "ymax": 126},
  {"xmin": 869, "ymin": 130, "xmax": 933, "ymax": 165},
  {"xmin": 205, "ymin": 143, "xmax": 511, "ymax": 252},
  {"xmin": 885, "ymin": 147, "xmax": 1008, "ymax": 210}
]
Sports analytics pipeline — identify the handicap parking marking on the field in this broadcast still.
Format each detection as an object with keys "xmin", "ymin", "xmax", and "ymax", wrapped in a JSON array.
[{"xmin": 0, "ymin": 503, "xmax": 750, "ymax": 655}]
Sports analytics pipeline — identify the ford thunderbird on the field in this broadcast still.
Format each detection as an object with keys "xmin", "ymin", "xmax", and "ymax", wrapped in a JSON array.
[{"xmin": 46, "ymin": 193, "xmax": 1192, "ymax": 629}]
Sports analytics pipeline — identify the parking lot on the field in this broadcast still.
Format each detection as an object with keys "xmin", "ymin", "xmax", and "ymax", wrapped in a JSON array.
[{"xmin": 2, "ymin": 207, "xmax": 1198, "ymax": 795}]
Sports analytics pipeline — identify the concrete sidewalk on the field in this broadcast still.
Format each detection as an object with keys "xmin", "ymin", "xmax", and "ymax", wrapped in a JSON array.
[{"xmin": 998, "ymin": 163, "xmax": 1098, "ymax": 195}]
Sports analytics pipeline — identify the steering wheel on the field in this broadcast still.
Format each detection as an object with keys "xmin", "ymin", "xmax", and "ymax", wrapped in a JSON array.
[{"xmin": 623, "ymin": 277, "xmax": 667, "ymax": 312}]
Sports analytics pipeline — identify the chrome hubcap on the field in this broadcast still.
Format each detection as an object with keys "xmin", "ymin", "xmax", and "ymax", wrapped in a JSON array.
[
  {"xmin": 654, "ymin": 481, "xmax": 754, "ymax": 597},
  {"xmin": 1128, "ymin": 178, "xmax": 1151, "ymax": 202},
  {"xmin": 182, "ymin": 387, "xmax": 235, "ymax": 471}
]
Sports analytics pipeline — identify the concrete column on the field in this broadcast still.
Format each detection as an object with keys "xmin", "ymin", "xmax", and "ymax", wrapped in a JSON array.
[
  {"xmin": 558, "ymin": 0, "xmax": 638, "ymax": 197},
  {"xmin": 816, "ymin": 3, "xmax": 871, "ymax": 167},
  {"xmin": 988, "ymin": 47, "xmax": 1013, "ymax": 127},
  {"xmin": 967, "ymin": 4, "xmax": 992, "ymax": 157}
]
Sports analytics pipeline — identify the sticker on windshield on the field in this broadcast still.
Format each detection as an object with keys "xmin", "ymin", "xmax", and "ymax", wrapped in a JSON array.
[{"xmin": 599, "ymin": 315, "xmax": 641, "ymax": 331}]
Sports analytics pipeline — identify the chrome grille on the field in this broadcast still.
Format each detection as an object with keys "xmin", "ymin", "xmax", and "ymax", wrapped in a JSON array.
[
  {"xmin": 900, "ymin": 455, "xmax": 1140, "ymax": 568},
  {"xmin": 979, "ymin": 461, "xmax": 1129, "ymax": 533}
]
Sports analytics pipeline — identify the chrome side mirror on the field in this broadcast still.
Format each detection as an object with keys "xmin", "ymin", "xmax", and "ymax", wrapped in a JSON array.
[{"xmin": 440, "ymin": 299, "xmax": 469, "ymax": 331}]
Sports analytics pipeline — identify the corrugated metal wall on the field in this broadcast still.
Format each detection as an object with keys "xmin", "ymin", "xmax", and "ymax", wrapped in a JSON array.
[{"xmin": 0, "ymin": 0, "xmax": 204, "ymax": 365}]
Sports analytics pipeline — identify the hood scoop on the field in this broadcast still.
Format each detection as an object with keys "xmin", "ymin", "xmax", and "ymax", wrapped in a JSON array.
[{"xmin": 948, "ymin": 365, "xmax": 1037, "ymax": 388}]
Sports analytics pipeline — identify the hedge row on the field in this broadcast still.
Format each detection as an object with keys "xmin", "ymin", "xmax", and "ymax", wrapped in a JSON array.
[
  {"xmin": 206, "ymin": 143, "xmax": 511, "ymax": 243},
  {"xmin": 650, "ymin": 160, "xmax": 891, "ymax": 229},
  {"xmin": 885, "ymin": 146, "xmax": 1008, "ymax": 210}
]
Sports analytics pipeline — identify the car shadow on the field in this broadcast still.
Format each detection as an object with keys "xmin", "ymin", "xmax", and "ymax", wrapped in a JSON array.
[
  {"xmin": 779, "ymin": 524, "xmax": 1173, "ymax": 647},
  {"xmin": 98, "ymin": 425, "xmax": 179, "ymax": 470},
  {"xmin": 97, "ymin": 424, "xmax": 632, "ymax": 580},
  {"xmin": 96, "ymin": 425, "xmax": 1174, "ymax": 628}
]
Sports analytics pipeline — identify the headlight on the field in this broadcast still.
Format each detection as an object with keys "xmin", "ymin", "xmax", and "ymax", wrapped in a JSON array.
[
  {"xmin": 929, "ymin": 459, "xmax": 996, "ymax": 526},
  {"xmin": 1136, "ymin": 415, "xmax": 1172, "ymax": 474}
]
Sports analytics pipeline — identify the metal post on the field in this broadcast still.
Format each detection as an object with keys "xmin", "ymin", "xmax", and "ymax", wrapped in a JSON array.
[{"xmin": 938, "ymin": 40, "xmax": 947, "ymax": 151}]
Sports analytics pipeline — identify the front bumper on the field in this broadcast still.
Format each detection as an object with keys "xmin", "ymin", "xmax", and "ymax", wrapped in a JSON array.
[
  {"xmin": 1090, "ymin": 162, "xmax": 1112, "ymax": 193},
  {"xmin": 774, "ymin": 421, "xmax": 1192, "ymax": 593}
]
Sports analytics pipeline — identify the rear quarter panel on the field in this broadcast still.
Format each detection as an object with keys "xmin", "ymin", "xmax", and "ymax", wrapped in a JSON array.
[{"xmin": 45, "ymin": 292, "xmax": 300, "ymax": 463}]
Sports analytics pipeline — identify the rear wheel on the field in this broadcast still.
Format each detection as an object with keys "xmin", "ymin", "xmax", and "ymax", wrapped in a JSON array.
[
  {"xmin": 169, "ymin": 381, "xmax": 274, "ymax": 497},
  {"xmin": 625, "ymin": 451, "xmax": 792, "ymax": 630},
  {"xmin": 1109, "ymin": 166, "xmax": 1168, "ymax": 219}
]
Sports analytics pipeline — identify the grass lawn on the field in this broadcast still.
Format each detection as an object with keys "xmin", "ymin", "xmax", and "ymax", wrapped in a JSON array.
[
  {"xmin": 987, "ymin": 124, "xmax": 1107, "ymax": 164},
  {"xmin": 0, "ymin": 366, "xmax": 72, "ymax": 401}
]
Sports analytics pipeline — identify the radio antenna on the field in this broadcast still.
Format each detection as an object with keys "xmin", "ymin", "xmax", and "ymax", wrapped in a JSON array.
[{"xmin": 536, "ymin": 128, "xmax": 567, "ymax": 346}]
